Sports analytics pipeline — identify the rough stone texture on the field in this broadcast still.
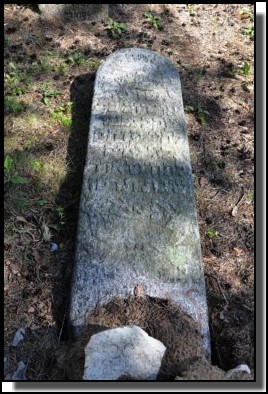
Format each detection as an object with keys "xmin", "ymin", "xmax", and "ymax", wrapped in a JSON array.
[
  {"xmin": 69, "ymin": 48, "xmax": 210, "ymax": 356},
  {"xmin": 38, "ymin": 4, "xmax": 108, "ymax": 21},
  {"xmin": 83, "ymin": 325, "xmax": 166, "ymax": 380}
]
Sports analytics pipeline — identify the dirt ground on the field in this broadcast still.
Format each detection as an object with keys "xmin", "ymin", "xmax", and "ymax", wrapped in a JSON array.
[{"xmin": 4, "ymin": 4, "xmax": 254, "ymax": 380}]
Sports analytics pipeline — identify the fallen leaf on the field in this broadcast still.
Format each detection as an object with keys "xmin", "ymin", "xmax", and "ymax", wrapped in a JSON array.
[
  {"xmin": 9, "ymin": 263, "xmax": 20, "ymax": 275},
  {"xmin": 4, "ymin": 285, "xmax": 9, "ymax": 296},
  {"xmin": 41, "ymin": 223, "xmax": 52, "ymax": 242},
  {"xmin": 233, "ymin": 247, "xmax": 244, "ymax": 256},
  {"xmin": 28, "ymin": 306, "xmax": 35, "ymax": 313},
  {"xmin": 199, "ymin": 177, "xmax": 206, "ymax": 187}
]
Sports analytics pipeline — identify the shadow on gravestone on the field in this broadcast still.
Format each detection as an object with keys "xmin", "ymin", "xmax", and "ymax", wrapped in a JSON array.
[{"xmin": 69, "ymin": 48, "xmax": 211, "ymax": 358}]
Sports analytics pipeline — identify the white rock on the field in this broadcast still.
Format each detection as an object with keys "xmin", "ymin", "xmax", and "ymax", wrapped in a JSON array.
[
  {"xmin": 12, "ymin": 361, "xmax": 26, "ymax": 380},
  {"xmin": 225, "ymin": 364, "xmax": 251, "ymax": 379},
  {"xmin": 12, "ymin": 327, "xmax": 25, "ymax": 347},
  {"xmin": 83, "ymin": 325, "xmax": 166, "ymax": 380}
]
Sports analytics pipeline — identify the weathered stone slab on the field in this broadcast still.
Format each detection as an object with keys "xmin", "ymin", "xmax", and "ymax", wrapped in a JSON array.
[
  {"xmin": 69, "ymin": 48, "xmax": 210, "ymax": 356},
  {"xmin": 83, "ymin": 326, "xmax": 166, "ymax": 380},
  {"xmin": 38, "ymin": 4, "xmax": 108, "ymax": 21}
]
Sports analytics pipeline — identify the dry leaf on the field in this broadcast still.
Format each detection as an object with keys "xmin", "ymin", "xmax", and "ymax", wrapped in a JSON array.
[
  {"xmin": 199, "ymin": 177, "xmax": 206, "ymax": 187},
  {"xmin": 41, "ymin": 223, "xmax": 51, "ymax": 241},
  {"xmin": 9, "ymin": 263, "xmax": 20, "ymax": 275},
  {"xmin": 4, "ymin": 285, "xmax": 9, "ymax": 296},
  {"xmin": 233, "ymin": 247, "xmax": 244, "ymax": 256}
]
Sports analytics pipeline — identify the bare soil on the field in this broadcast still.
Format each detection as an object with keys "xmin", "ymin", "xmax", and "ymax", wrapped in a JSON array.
[{"xmin": 4, "ymin": 4, "xmax": 254, "ymax": 380}]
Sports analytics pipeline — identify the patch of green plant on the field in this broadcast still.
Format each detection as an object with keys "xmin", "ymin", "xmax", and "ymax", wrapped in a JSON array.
[
  {"xmin": 49, "ymin": 206, "xmax": 65, "ymax": 231},
  {"xmin": 209, "ymin": 160, "xmax": 226, "ymax": 171},
  {"xmin": 5, "ymin": 189, "xmax": 30, "ymax": 213},
  {"xmin": 207, "ymin": 228, "xmax": 218, "ymax": 239},
  {"xmin": 51, "ymin": 102, "xmax": 73, "ymax": 126},
  {"xmin": 241, "ymin": 25, "xmax": 254, "ymax": 40},
  {"xmin": 186, "ymin": 4, "xmax": 196, "ymax": 14},
  {"xmin": 185, "ymin": 104, "xmax": 210, "ymax": 125},
  {"xmin": 42, "ymin": 90, "xmax": 64, "ymax": 105},
  {"xmin": 5, "ymin": 62, "xmax": 30, "ymax": 90},
  {"xmin": 88, "ymin": 59, "xmax": 103, "ymax": 70},
  {"xmin": 32, "ymin": 59, "xmax": 52, "ymax": 73},
  {"xmin": 191, "ymin": 68, "xmax": 206, "ymax": 82},
  {"xmin": 246, "ymin": 192, "xmax": 254, "ymax": 202},
  {"xmin": 4, "ymin": 155, "xmax": 29, "ymax": 185},
  {"xmin": 235, "ymin": 62, "xmax": 250, "ymax": 78},
  {"xmin": 30, "ymin": 159, "xmax": 42, "ymax": 172},
  {"xmin": 66, "ymin": 51, "xmax": 86, "ymax": 66},
  {"xmin": 5, "ymin": 96, "xmax": 26, "ymax": 113},
  {"xmin": 36, "ymin": 198, "xmax": 48, "ymax": 206},
  {"xmin": 53, "ymin": 62, "xmax": 69, "ymax": 76},
  {"xmin": 211, "ymin": 160, "xmax": 225, "ymax": 170},
  {"xmin": 107, "ymin": 18, "xmax": 127, "ymax": 37},
  {"xmin": 51, "ymin": 111, "xmax": 72, "ymax": 127},
  {"xmin": 10, "ymin": 86, "xmax": 27, "ymax": 96},
  {"xmin": 143, "ymin": 12, "xmax": 162, "ymax": 30}
]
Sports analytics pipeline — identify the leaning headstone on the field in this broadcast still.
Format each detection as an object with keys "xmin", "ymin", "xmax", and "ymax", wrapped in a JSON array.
[
  {"xmin": 83, "ymin": 325, "xmax": 166, "ymax": 380},
  {"xmin": 38, "ymin": 4, "xmax": 108, "ymax": 21},
  {"xmin": 69, "ymin": 48, "xmax": 210, "ymax": 356}
]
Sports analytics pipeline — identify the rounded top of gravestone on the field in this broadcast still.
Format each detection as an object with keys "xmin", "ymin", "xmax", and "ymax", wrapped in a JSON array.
[
  {"xmin": 96, "ymin": 48, "xmax": 179, "ymax": 85},
  {"xmin": 38, "ymin": 4, "xmax": 108, "ymax": 21}
]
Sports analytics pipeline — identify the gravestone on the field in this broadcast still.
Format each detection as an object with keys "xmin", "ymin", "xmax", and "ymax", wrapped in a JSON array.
[
  {"xmin": 69, "ymin": 48, "xmax": 210, "ymax": 357},
  {"xmin": 38, "ymin": 4, "xmax": 108, "ymax": 21}
]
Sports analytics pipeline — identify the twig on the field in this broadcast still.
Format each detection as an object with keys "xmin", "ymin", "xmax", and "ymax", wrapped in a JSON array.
[
  {"xmin": 208, "ymin": 190, "xmax": 220, "ymax": 200},
  {"xmin": 58, "ymin": 311, "xmax": 66, "ymax": 342},
  {"xmin": 212, "ymin": 275, "xmax": 228, "ymax": 305},
  {"xmin": 241, "ymin": 304, "xmax": 254, "ymax": 312}
]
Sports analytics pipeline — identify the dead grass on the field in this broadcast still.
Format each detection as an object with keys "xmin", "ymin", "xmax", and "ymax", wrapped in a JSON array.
[{"xmin": 4, "ymin": 4, "xmax": 254, "ymax": 380}]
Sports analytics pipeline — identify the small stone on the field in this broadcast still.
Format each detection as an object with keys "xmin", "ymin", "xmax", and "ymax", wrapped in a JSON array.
[
  {"xmin": 4, "ymin": 357, "xmax": 9, "ymax": 372},
  {"xmin": 12, "ymin": 361, "xmax": 26, "ymax": 380},
  {"xmin": 12, "ymin": 328, "xmax": 25, "ymax": 347},
  {"xmin": 225, "ymin": 364, "xmax": 251, "ymax": 380},
  {"xmin": 83, "ymin": 326, "xmax": 166, "ymax": 380}
]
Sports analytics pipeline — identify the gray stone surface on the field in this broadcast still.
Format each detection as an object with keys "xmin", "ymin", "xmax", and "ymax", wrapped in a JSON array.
[
  {"xmin": 38, "ymin": 4, "xmax": 108, "ymax": 21},
  {"xmin": 69, "ymin": 48, "xmax": 210, "ymax": 356},
  {"xmin": 83, "ymin": 325, "xmax": 166, "ymax": 380}
]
